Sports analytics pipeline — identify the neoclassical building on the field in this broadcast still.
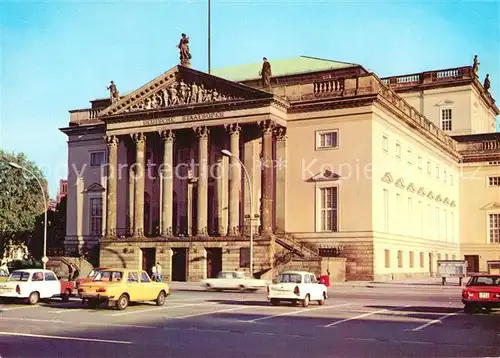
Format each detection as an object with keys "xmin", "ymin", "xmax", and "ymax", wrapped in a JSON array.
[{"xmin": 61, "ymin": 55, "xmax": 500, "ymax": 281}]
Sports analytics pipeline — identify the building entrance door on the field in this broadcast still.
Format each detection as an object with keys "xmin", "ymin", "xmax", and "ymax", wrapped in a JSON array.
[
  {"xmin": 141, "ymin": 248, "xmax": 156, "ymax": 277},
  {"xmin": 172, "ymin": 248, "xmax": 188, "ymax": 281},
  {"xmin": 464, "ymin": 255, "xmax": 479, "ymax": 273},
  {"xmin": 206, "ymin": 248, "xmax": 222, "ymax": 278}
]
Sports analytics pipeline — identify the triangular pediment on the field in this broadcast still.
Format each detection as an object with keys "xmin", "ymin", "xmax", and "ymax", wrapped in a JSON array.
[
  {"xmin": 417, "ymin": 187, "xmax": 426, "ymax": 196},
  {"xmin": 443, "ymin": 197, "xmax": 450, "ymax": 205},
  {"xmin": 407, "ymin": 183, "xmax": 416, "ymax": 193},
  {"xmin": 450, "ymin": 200, "xmax": 456, "ymax": 208},
  {"xmin": 427, "ymin": 191, "xmax": 435, "ymax": 200},
  {"xmin": 99, "ymin": 66, "xmax": 274, "ymax": 117},
  {"xmin": 481, "ymin": 202, "xmax": 500, "ymax": 210},
  {"xmin": 435, "ymin": 194, "xmax": 443, "ymax": 203},
  {"xmin": 395, "ymin": 178, "xmax": 405, "ymax": 188},
  {"xmin": 84, "ymin": 183, "xmax": 105, "ymax": 193},
  {"xmin": 308, "ymin": 169, "xmax": 341, "ymax": 182},
  {"xmin": 381, "ymin": 172, "xmax": 393, "ymax": 184}
]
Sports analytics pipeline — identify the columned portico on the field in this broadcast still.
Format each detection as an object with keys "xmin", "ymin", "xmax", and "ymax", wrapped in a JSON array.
[
  {"xmin": 133, "ymin": 132, "xmax": 146, "ymax": 237},
  {"xmin": 195, "ymin": 126, "xmax": 209, "ymax": 236},
  {"xmin": 105, "ymin": 135, "xmax": 119, "ymax": 237},
  {"xmin": 160, "ymin": 130, "xmax": 175, "ymax": 236}
]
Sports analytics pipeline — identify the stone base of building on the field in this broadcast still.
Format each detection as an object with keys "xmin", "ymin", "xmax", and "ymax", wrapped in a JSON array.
[
  {"xmin": 99, "ymin": 236, "xmax": 273, "ymax": 281},
  {"xmin": 373, "ymin": 272, "xmax": 433, "ymax": 281}
]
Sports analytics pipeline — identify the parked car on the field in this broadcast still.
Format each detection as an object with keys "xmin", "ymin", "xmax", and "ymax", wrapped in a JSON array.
[
  {"xmin": 0, "ymin": 269, "xmax": 75, "ymax": 304},
  {"xmin": 462, "ymin": 273, "xmax": 500, "ymax": 314},
  {"xmin": 75, "ymin": 267, "xmax": 107, "ymax": 288},
  {"xmin": 202, "ymin": 271, "xmax": 270, "ymax": 292},
  {"xmin": 267, "ymin": 271, "xmax": 328, "ymax": 307},
  {"xmin": 77, "ymin": 268, "xmax": 170, "ymax": 310}
]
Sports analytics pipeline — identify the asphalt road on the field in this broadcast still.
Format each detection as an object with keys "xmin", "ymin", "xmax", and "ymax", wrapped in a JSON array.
[{"xmin": 0, "ymin": 284, "xmax": 498, "ymax": 358}]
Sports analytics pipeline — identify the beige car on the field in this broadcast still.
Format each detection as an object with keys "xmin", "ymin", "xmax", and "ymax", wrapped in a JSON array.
[{"xmin": 78, "ymin": 268, "xmax": 170, "ymax": 310}]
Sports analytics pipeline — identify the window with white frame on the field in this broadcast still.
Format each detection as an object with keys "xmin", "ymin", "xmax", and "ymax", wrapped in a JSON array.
[
  {"xmin": 408, "ymin": 197, "xmax": 413, "ymax": 231},
  {"xmin": 419, "ymin": 201, "xmax": 423, "ymax": 238},
  {"xmin": 382, "ymin": 135, "xmax": 388, "ymax": 153},
  {"xmin": 318, "ymin": 187, "xmax": 338, "ymax": 231},
  {"xmin": 407, "ymin": 148, "xmax": 412, "ymax": 165},
  {"xmin": 489, "ymin": 213, "xmax": 500, "ymax": 243},
  {"xmin": 451, "ymin": 211, "xmax": 455, "ymax": 243},
  {"xmin": 450, "ymin": 174, "xmax": 454, "ymax": 186},
  {"xmin": 436, "ymin": 207, "xmax": 440, "ymax": 240},
  {"xmin": 89, "ymin": 197, "xmax": 103, "ymax": 236},
  {"xmin": 427, "ymin": 161, "xmax": 432, "ymax": 174},
  {"xmin": 90, "ymin": 151, "xmax": 106, "ymax": 167},
  {"xmin": 436, "ymin": 165, "xmax": 440, "ymax": 179},
  {"xmin": 441, "ymin": 108, "xmax": 452, "ymax": 131},
  {"xmin": 418, "ymin": 156, "xmax": 423, "ymax": 170},
  {"xmin": 488, "ymin": 176, "xmax": 500, "ymax": 187},
  {"xmin": 444, "ymin": 209, "xmax": 448, "ymax": 242},
  {"xmin": 383, "ymin": 189, "xmax": 389, "ymax": 232},
  {"xmin": 396, "ymin": 142, "xmax": 402, "ymax": 159},
  {"xmin": 316, "ymin": 130, "xmax": 338, "ymax": 149}
]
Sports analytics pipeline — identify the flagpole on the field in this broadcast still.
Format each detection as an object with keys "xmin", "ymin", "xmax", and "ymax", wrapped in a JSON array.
[{"xmin": 208, "ymin": 0, "xmax": 211, "ymax": 74}]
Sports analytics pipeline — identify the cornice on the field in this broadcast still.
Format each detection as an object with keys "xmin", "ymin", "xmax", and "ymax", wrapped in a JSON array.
[
  {"xmin": 59, "ymin": 123, "xmax": 105, "ymax": 136},
  {"xmin": 287, "ymin": 94, "xmax": 377, "ymax": 113}
]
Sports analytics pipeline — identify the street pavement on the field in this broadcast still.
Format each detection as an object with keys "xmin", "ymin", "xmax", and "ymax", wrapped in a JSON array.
[{"xmin": 0, "ymin": 283, "xmax": 498, "ymax": 358}]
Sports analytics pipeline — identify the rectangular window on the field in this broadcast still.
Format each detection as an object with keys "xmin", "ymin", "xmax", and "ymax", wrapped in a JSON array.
[
  {"xmin": 407, "ymin": 148, "xmax": 412, "ymax": 165},
  {"xmin": 436, "ymin": 207, "xmax": 440, "ymax": 240},
  {"xmin": 419, "ymin": 201, "xmax": 423, "ymax": 238},
  {"xmin": 384, "ymin": 249, "xmax": 391, "ymax": 268},
  {"xmin": 89, "ymin": 197, "xmax": 103, "ymax": 236},
  {"xmin": 418, "ymin": 156, "xmax": 423, "ymax": 170},
  {"xmin": 436, "ymin": 165, "xmax": 440, "ymax": 179},
  {"xmin": 427, "ymin": 161, "xmax": 432, "ymax": 174},
  {"xmin": 409, "ymin": 251, "xmax": 415, "ymax": 268},
  {"xmin": 450, "ymin": 174, "xmax": 454, "ymax": 186},
  {"xmin": 396, "ymin": 142, "xmax": 402, "ymax": 159},
  {"xmin": 488, "ymin": 176, "xmax": 500, "ymax": 187},
  {"xmin": 316, "ymin": 130, "xmax": 338, "ymax": 149},
  {"xmin": 319, "ymin": 187, "xmax": 338, "ymax": 231},
  {"xmin": 444, "ymin": 170, "xmax": 447, "ymax": 183},
  {"xmin": 383, "ymin": 189, "xmax": 389, "ymax": 232},
  {"xmin": 90, "ymin": 151, "xmax": 106, "ymax": 167},
  {"xmin": 382, "ymin": 135, "xmax": 389, "ymax": 153},
  {"xmin": 408, "ymin": 197, "xmax": 413, "ymax": 230},
  {"xmin": 239, "ymin": 248, "xmax": 250, "ymax": 268},
  {"xmin": 489, "ymin": 213, "xmax": 500, "ymax": 243},
  {"xmin": 420, "ymin": 252, "xmax": 424, "ymax": 268},
  {"xmin": 444, "ymin": 209, "xmax": 448, "ymax": 242},
  {"xmin": 451, "ymin": 212, "xmax": 455, "ymax": 243},
  {"xmin": 398, "ymin": 251, "xmax": 403, "ymax": 268},
  {"xmin": 441, "ymin": 108, "xmax": 452, "ymax": 131}
]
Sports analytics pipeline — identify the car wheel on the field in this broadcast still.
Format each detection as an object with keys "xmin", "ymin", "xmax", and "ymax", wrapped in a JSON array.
[
  {"xmin": 318, "ymin": 292, "xmax": 326, "ymax": 306},
  {"xmin": 239, "ymin": 285, "xmax": 247, "ymax": 292},
  {"xmin": 270, "ymin": 298, "xmax": 280, "ymax": 306},
  {"xmin": 156, "ymin": 291, "xmax": 166, "ymax": 306},
  {"xmin": 464, "ymin": 303, "xmax": 477, "ymax": 314},
  {"xmin": 116, "ymin": 294, "xmax": 129, "ymax": 310},
  {"xmin": 205, "ymin": 283, "xmax": 213, "ymax": 291},
  {"xmin": 61, "ymin": 289, "xmax": 71, "ymax": 302},
  {"xmin": 28, "ymin": 291, "xmax": 40, "ymax": 305},
  {"xmin": 302, "ymin": 294, "xmax": 310, "ymax": 308}
]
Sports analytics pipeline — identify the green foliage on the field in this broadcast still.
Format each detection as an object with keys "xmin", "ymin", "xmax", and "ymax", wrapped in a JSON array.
[{"xmin": 0, "ymin": 150, "xmax": 49, "ymax": 258}]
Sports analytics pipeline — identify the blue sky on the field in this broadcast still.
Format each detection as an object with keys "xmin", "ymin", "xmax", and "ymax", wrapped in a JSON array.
[{"xmin": 1, "ymin": 0, "xmax": 499, "ymax": 197}]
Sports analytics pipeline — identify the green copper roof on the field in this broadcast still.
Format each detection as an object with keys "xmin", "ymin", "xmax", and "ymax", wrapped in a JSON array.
[{"xmin": 212, "ymin": 56, "xmax": 359, "ymax": 82}]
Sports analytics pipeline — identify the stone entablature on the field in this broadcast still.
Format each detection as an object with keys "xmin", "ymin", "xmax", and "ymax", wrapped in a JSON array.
[{"xmin": 454, "ymin": 134, "xmax": 500, "ymax": 163}]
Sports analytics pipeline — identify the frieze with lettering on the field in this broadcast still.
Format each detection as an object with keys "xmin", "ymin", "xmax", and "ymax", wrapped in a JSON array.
[{"xmin": 143, "ymin": 112, "xmax": 224, "ymax": 126}]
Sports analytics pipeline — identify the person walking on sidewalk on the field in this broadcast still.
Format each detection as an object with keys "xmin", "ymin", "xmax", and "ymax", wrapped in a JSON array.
[
  {"xmin": 156, "ymin": 262, "xmax": 163, "ymax": 282},
  {"xmin": 151, "ymin": 264, "xmax": 157, "ymax": 281}
]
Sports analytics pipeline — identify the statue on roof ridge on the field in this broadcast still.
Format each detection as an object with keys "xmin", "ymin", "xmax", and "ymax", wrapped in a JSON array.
[
  {"xmin": 472, "ymin": 54, "xmax": 479, "ymax": 77},
  {"xmin": 259, "ymin": 57, "xmax": 272, "ymax": 89},
  {"xmin": 178, "ymin": 33, "xmax": 192, "ymax": 67},
  {"xmin": 107, "ymin": 81, "xmax": 119, "ymax": 103},
  {"xmin": 483, "ymin": 73, "xmax": 491, "ymax": 92}
]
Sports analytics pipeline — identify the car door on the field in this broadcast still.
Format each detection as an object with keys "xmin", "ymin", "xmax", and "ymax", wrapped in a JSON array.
[
  {"xmin": 126, "ymin": 271, "xmax": 139, "ymax": 301},
  {"xmin": 309, "ymin": 275, "xmax": 322, "ymax": 300},
  {"xmin": 44, "ymin": 271, "xmax": 60, "ymax": 297},
  {"xmin": 140, "ymin": 271, "xmax": 155, "ymax": 300},
  {"xmin": 30, "ymin": 271, "xmax": 46, "ymax": 297}
]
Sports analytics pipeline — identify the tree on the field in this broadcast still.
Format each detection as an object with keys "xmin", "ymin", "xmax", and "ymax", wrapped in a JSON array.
[{"xmin": 0, "ymin": 150, "xmax": 49, "ymax": 259}]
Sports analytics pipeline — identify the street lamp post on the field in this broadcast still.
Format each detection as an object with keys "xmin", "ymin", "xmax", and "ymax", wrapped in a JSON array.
[
  {"xmin": 221, "ymin": 149, "xmax": 254, "ymax": 277},
  {"xmin": 8, "ymin": 162, "xmax": 48, "ymax": 270}
]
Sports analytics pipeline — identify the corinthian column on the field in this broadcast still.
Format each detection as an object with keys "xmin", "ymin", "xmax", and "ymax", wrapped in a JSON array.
[
  {"xmin": 194, "ymin": 126, "xmax": 209, "ymax": 236},
  {"xmin": 275, "ymin": 127, "xmax": 287, "ymax": 234},
  {"xmin": 105, "ymin": 135, "xmax": 119, "ymax": 238},
  {"xmin": 260, "ymin": 120, "xmax": 275, "ymax": 235},
  {"xmin": 160, "ymin": 130, "xmax": 175, "ymax": 236},
  {"xmin": 132, "ymin": 133, "xmax": 146, "ymax": 237},
  {"xmin": 225, "ymin": 123, "xmax": 241, "ymax": 236}
]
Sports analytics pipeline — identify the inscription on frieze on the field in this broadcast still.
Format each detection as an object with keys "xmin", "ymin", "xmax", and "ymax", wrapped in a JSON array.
[{"xmin": 143, "ymin": 111, "xmax": 224, "ymax": 126}]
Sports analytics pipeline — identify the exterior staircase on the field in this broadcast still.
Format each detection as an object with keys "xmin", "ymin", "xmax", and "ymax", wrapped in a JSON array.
[
  {"xmin": 274, "ymin": 233, "xmax": 321, "ymax": 260},
  {"xmin": 46, "ymin": 256, "xmax": 94, "ymax": 281}
]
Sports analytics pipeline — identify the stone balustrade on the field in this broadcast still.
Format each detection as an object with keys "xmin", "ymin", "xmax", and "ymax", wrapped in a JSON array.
[{"xmin": 69, "ymin": 108, "xmax": 102, "ymax": 125}]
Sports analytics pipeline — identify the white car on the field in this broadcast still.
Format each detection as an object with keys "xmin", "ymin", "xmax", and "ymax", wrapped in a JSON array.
[
  {"xmin": 202, "ymin": 271, "xmax": 270, "ymax": 292},
  {"xmin": 0, "ymin": 269, "xmax": 72, "ymax": 304},
  {"xmin": 267, "ymin": 271, "xmax": 328, "ymax": 307}
]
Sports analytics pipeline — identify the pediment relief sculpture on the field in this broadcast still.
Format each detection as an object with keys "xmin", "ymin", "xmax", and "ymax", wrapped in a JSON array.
[
  {"xmin": 417, "ymin": 187, "xmax": 426, "ymax": 196},
  {"xmin": 395, "ymin": 178, "xmax": 405, "ymax": 189},
  {"xmin": 381, "ymin": 172, "xmax": 393, "ymax": 184},
  {"xmin": 407, "ymin": 183, "xmax": 416, "ymax": 193},
  {"xmin": 122, "ymin": 79, "xmax": 244, "ymax": 113},
  {"xmin": 435, "ymin": 194, "xmax": 442, "ymax": 203},
  {"xmin": 427, "ymin": 191, "xmax": 435, "ymax": 200}
]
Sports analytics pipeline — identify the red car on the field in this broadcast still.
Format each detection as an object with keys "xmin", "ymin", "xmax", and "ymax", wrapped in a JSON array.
[
  {"xmin": 75, "ymin": 267, "xmax": 107, "ymax": 289},
  {"xmin": 462, "ymin": 274, "xmax": 500, "ymax": 314}
]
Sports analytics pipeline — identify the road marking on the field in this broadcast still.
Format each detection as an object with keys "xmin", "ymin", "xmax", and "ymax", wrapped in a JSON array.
[
  {"xmin": 0, "ymin": 317, "xmax": 155, "ymax": 329},
  {"xmin": 244, "ymin": 303, "xmax": 351, "ymax": 323},
  {"xmin": 323, "ymin": 304, "xmax": 410, "ymax": 328},
  {"xmin": 411, "ymin": 310, "xmax": 462, "ymax": 331},
  {"xmin": 400, "ymin": 340, "xmax": 433, "ymax": 345},
  {"xmin": 111, "ymin": 302, "xmax": 213, "ymax": 317},
  {"xmin": 0, "ymin": 331, "xmax": 132, "ymax": 344},
  {"xmin": 345, "ymin": 337, "xmax": 377, "ymax": 342},
  {"xmin": 54, "ymin": 308, "xmax": 84, "ymax": 313},
  {"xmin": 0, "ymin": 305, "xmax": 39, "ymax": 311},
  {"xmin": 172, "ymin": 306, "xmax": 248, "ymax": 319}
]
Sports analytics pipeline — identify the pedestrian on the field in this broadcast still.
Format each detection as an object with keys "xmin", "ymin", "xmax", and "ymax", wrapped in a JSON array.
[
  {"xmin": 156, "ymin": 262, "xmax": 163, "ymax": 282},
  {"xmin": 151, "ymin": 264, "xmax": 157, "ymax": 281},
  {"xmin": 68, "ymin": 263, "xmax": 74, "ymax": 281}
]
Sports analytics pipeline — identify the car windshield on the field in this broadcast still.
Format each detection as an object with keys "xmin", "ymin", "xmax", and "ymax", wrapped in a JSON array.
[
  {"xmin": 277, "ymin": 273, "xmax": 302, "ymax": 284},
  {"xmin": 7, "ymin": 271, "xmax": 31, "ymax": 282},
  {"xmin": 93, "ymin": 271, "xmax": 123, "ymax": 282},
  {"xmin": 467, "ymin": 276, "xmax": 500, "ymax": 286}
]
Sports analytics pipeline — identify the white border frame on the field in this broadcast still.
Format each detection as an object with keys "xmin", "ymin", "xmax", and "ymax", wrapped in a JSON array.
[
  {"xmin": 315, "ymin": 129, "xmax": 339, "ymax": 151},
  {"xmin": 315, "ymin": 181, "xmax": 340, "ymax": 233},
  {"xmin": 486, "ymin": 210, "xmax": 500, "ymax": 244}
]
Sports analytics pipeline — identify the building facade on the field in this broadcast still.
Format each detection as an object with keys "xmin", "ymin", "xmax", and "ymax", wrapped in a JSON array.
[{"xmin": 61, "ymin": 56, "xmax": 500, "ymax": 281}]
